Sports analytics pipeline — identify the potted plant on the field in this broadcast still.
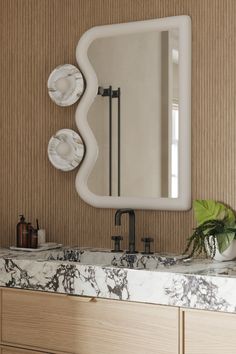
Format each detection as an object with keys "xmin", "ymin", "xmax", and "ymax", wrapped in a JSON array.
[{"xmin": 184, "ymin": 200, "xmax": 236, "ymax": 261}]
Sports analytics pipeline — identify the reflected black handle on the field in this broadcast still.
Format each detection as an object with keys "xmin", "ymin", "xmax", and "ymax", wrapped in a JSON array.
[
  {"xmin": 141, "ymin": 237, "xmax": 154, "ymax": 255},
  {"xmin": 111, "ymin": 235, "xmax": 123, "ymax": 252}
]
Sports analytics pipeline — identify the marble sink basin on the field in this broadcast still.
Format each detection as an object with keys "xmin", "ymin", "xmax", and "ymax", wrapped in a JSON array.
[
  {"xmin": 1, "ymin": 247, "xmax": 236, "ymax": 313},
  {"xmin": 194, "ymin": 265, "xmax": 236, "ymax": 277},
  {"xmin": 45, "ymin": 248, "xmax": 186, "ymax": 270}
]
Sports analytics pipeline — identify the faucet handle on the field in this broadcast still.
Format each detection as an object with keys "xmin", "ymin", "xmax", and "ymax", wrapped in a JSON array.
[
  {"xmin": 141, "ymin": 237, "xmax": 154, "ymax": 255},
  {"xmin": 111, "ymin": 235, "xmax": 123, "ymax": 253}
]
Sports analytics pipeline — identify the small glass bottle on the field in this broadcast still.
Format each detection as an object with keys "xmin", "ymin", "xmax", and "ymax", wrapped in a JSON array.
[
  {"xmin": 30, "ymin": 228, "xmax": 38, "ymax": 249},
  {"xmin": 27, "ymin": 223, "xmax": 32, "ymax": 248},
  {"xmin": 17, "ymin": 215, "xmax": 28, "ymax": 248}
]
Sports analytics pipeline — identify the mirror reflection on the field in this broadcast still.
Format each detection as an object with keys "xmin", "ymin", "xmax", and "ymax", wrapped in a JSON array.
[{"xmin": 87, "ymin": 29, "xmax": 179, "ymax": 198}]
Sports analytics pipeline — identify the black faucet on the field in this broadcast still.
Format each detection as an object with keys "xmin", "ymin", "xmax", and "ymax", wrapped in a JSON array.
[{"xmin": 115, "ymin": 209, "xmax": 137, "ymax": 253}]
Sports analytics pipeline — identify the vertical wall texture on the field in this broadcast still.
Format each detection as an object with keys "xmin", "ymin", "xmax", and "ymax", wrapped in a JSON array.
[{"xmin": 0, "ymin": 0, "xmax": 236, "ymax": 253}]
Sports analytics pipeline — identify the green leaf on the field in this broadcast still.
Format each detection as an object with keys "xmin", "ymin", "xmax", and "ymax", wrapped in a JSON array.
[
  {"xmin": 225, "ymin": 209, "xmax": 235, "ymax": 226},
  {"xmin": 193, "ymin": 200, "xmax": 235, "ymax": 226},
  {"xmin": 216, "ymin": 232, "xmax": 235, "ymax": 253}
]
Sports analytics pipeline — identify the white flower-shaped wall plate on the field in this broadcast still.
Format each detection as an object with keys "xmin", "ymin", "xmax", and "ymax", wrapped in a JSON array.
[
  {"xmin": 47, "ymin": 64, "xmax": 84, "ymax": 106},
  {"xmin": 48, "ymin": 129, "xmax": 84, "ymax": 171}
]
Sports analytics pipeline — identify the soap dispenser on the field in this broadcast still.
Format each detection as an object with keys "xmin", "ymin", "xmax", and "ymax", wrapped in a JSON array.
[{"xmin": 16, "ymin": 215, "xmax": 28, "ymax": 248}]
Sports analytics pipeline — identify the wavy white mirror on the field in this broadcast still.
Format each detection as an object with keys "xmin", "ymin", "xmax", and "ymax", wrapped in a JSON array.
[{"xmin": 75, "ymin": 16, "xmax": 191, "ymax": 210}]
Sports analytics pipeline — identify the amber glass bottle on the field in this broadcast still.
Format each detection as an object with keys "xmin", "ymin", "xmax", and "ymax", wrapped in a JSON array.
[
  {"xmin": 27, "ymin": 223, "xmax": 32, "ymax": 248},
  {"xmin": 16, "ymin": 215, "xmax": 28, "ymax": 248}
]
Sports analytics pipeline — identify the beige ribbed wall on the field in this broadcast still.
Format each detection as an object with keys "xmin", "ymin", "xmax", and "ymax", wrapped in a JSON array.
[{"xmin": 0, "ymin": 0, "xmax": 236, "ymax": 253}]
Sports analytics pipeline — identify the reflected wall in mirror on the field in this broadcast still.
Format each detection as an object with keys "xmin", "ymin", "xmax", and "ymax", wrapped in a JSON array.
[
  {"xmin": 75, "ymin": 16, "xmax": 191, "ymax": 210},
  {"xmin": 88, "ymin": 29, "xmax": 179, "ymax": 198}
]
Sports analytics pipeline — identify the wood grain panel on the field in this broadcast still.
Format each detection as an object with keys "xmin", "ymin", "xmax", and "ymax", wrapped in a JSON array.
[
  {"xmin": 184, "ymin": 308, "xmax": 236, "ymax": 354},
  {"xmin": 1, "ymin": 348, "xmax": 46, "ymax": 354},
  {"xmin": 2, "ymin": 289, "xmax": 179, "ymax": 354},
  {"xmin": 1, "ymin": 0, "xmax": 236, "ymax": 253}
]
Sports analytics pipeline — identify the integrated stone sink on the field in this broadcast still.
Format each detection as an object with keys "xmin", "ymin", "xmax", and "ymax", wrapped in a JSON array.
[
  {"xmin": 45, "ymin": 247, "xmax": 186, "ymax": 270},
  {"xmin": 194, "ymin": 265, "xmax": 236, "ymax": 277},
  {"xmin": 1, "ymin": 247, "xmax": 236, "ymax": 313},
  {"xmin": 5, "ymin": 247, "xmax": 236, "ymax": 276}
]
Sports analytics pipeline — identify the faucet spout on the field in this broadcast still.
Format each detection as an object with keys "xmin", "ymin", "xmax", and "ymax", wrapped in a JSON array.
[{"xmin": 115, "ymin": 209, "xmax": 136, "ymax": 253}]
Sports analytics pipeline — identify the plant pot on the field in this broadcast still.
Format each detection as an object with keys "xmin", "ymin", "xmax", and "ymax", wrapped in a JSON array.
[{"xmin": 212, "ymin": 238, "xmax": 236, "ymax": 262}]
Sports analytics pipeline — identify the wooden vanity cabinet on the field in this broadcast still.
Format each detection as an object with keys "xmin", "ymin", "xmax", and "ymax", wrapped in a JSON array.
[
  {"xmin": 4, "ymin": 288, "xmax": 236, "ymax": 354},
  {"xmin": 0, "ymin": 288, "xmax": 180, "ymax": 354},
  {"xmin": 183, "ymin": 308, "xmax": 236, "ymax": 354}
]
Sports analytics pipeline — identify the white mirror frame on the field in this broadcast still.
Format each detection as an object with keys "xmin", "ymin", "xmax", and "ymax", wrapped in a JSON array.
[{"xmin": 75, "ymin": 16, "xmax": 191, "ymax": 210}]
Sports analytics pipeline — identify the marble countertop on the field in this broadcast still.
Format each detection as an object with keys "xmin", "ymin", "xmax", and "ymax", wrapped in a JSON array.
[{"xmin": 1, "ymin": 247, "xmax": 236, "ymax": 314}]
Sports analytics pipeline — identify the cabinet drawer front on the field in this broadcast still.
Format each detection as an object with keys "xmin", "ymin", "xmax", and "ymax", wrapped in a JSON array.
[
  {"xmin": 2, "ymin": 289, "xmax": 179, "ymax": 354},
  {"xmin": 184, "ymin": 309, "xmax": 236, "ymax": 354}
]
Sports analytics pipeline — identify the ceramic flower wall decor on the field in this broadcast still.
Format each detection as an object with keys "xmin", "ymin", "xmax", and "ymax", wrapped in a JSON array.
[{"xmin": 47, "ymin": 64, "xmax": 85, "ymax": 171}]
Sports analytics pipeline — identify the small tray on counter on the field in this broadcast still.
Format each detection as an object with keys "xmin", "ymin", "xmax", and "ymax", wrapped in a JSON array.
[{"xmin": 10, "ymin": 243, "xmax": 63, "ymax": 252}]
